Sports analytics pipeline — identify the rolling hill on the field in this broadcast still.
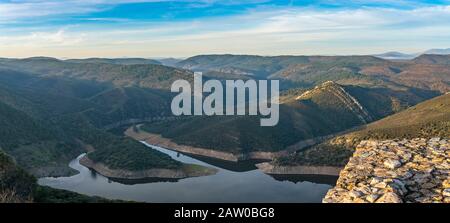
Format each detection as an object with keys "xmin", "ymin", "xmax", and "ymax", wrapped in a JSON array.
[
  {"xmin": 0, "ymin": 66, "xmax": 198, "ymax": 178},
  {"xmin": 176, "ymin": 54, "xmax": 450, "ymax": 93},
  {"xmin": 412, "ymin": 54, "xmax": 450, "ymax": 65},
  {"xmin": 0, "ymin": 57, "xmax": 193, "ymax": 90},
  {"xmin": 140, "ymin": 81, "xmax": 437, "ymax": 156},
  {"xmin": 0, "ymin": 54, "xmax": 448, "ymax": 178},
  {"xmin": 65, "ymin": 58, "xmax": 161, "ymax": 65},
  {"xmin": 275, "ymin": 94, "xmax": 450, "ymax": 167},
  {"xmin": 334, "ymin": 93, "xmax": 450, "ymax": 144},
  {"xmin": 0, "ymin": 151, "xmax": 125, "ymax": 203}
]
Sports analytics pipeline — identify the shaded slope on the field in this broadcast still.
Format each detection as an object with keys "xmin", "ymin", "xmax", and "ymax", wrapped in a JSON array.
[
  {"xmin": 338, "ymin": 93, "xmax": 450, "ymax": 143},
  {"xmin": 276, "ymin": 94, "xmax": 450, "ymax": 167},
  {"xmin": 141, "ymin": 82, "xmax": 400, "ymax": 154},
  {"xmin": 0, "ymin": 151, "xmax": 125, "ymax": 203},
  {"xmin": 0, "ymin": 57, "xmax": 193, "ymax": 90},
  {"xmin": 0, "ymin": 67, "xmax": 198, "ymax": 178}
]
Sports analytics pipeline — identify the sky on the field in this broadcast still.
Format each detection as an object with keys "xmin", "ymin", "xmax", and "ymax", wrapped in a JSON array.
[{"xmin": 1, "ymin": 0, "xmax": 450, "ymax": 58}]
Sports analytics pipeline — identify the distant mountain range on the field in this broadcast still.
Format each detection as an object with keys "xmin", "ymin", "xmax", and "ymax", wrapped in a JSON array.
[
  {"xmin": 175, "ymin": 54, "xmax": 450, "ymax": 93},
  {"xmin": 374, "ymin": 48, "xmax": 450, "ymax": 60},
  {"xmin": 373, "ymin": 52, "xmax": 416, "ymax": 60},
  {"xmin": 66, "ymin": 57, "xmax": 162, "ymax": 65},
  {"xmin": 424, "ymin": 48, "xmax": 450, "ymax": 55},
  {"xmin": 155, "ymin": 58, "xmax": 184, "ymax": 66}
]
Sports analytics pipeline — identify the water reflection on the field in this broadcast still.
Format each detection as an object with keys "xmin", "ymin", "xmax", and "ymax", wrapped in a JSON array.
[
  {"xmin": 38, "ymin": 143, "xmax": 337, "ymax": 203},
  {"xmin": 269, "ymin": 174, "xmax": 338, "ymax": 185}
]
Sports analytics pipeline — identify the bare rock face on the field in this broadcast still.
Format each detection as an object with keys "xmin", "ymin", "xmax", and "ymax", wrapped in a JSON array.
[
  {"xmin": 384, "ymin": 159, "xmax": 402, "ymax": 169},
  {"xmin": 375, "ymin": 192, "xmax": 403, "ymax": 203},
  {"xmin": 323, "ymin": 138, "xmax": 449, "ymax": 203}
]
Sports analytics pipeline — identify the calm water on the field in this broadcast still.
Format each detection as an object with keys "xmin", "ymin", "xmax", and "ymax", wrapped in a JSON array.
[{"xmin": 38, "ymin": 142, "xmax": 337, "ymax": 202}]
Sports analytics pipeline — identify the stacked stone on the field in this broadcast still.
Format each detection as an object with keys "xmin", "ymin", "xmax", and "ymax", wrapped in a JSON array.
[{"xmin": 323, "ymin": 138, "xmax": 449, "ymax": 203}]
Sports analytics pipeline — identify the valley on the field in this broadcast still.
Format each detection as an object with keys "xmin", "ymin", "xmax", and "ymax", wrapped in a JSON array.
[{"xmin": 0, "ymin": 53, "xmax": 449, "ymax": 203}]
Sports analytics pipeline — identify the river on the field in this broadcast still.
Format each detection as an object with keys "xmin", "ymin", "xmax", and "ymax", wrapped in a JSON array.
[{"xmin": 38, "ymin": 142, "xmax": 337, "ymax": 202}]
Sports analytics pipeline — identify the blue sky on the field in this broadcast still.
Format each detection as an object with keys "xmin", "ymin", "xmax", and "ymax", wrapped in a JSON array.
[{"xmin": 1, "ymin": 0, "xmax": 450, "ymax": 58}]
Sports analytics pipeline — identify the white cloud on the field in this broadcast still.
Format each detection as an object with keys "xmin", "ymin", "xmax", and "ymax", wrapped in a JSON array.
[
  {"xmin": 0, "ymin": 28, "xmax": 86, "ymax": 47},
  {"xmin": 1, "ymin": 4, "xmax": 450, "ymax": 57}
]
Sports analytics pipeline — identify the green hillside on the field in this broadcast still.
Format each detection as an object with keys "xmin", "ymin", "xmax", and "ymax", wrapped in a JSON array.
[
  {"xmin": 83, "ymin": 87, "xmax": 174, "ymax": 128},
  {"xmin": 0, "ymin": 151, "xmax": 36, "ymax": 202},
  {"xmin": 0, "ymin": 54, "xmax": 448, "ymax": 180},
  {"xmin": 176, "ymin": 54, "xmax": 450, "ymax": 93},
  {"xmin": 0, "ymin": 57, "xmax": 193, "ymax": 90},
  {"xmin": 275, "ymin": 94, "xmax": 450, "ymax": 167},
  {"xmin": 58, "ymin": 114, "xmax": 182, "ymax": 171},
  {"xmin": 0, "ymin": 67, "xmax": 188, "ymax": 176},
  {"xmin": 141, "ymin": 81, "xmax": 430, "ymax": 154},
  {"xmin": 0, "ymin": 151, "xmax": 124, "ymax": 203},
  {"xmin": 338, "ymin": 93, "xmax": 450, "ymax": 143},
  {"xmin": 0, "ymin": 99, "xmax": 81, "ymax": 177}
]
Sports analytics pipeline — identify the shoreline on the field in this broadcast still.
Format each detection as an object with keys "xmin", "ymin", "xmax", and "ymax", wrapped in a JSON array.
[
  {"xmin": 79, "ymin": 155, "xmax": 217, "ymax": 180},
  {"xmin": 124, "ymin": 125, "xmax": 347, "ymax": 176},
  {"xmin": 125, "ymin": 126, "xmax": 289, "ymax": 162},
  {"xmin": 256, "ymin": 162, "xmax": 342, "ymax": 176},
  {"xmin": 125, "ymin": 125, "xmax": 359, "ymax": 163}
]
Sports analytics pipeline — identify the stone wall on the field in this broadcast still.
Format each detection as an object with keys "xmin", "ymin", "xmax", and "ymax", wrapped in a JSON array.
[{"xmin": 323, "ymin": 138, "xmax": 449, "ymax": 203}]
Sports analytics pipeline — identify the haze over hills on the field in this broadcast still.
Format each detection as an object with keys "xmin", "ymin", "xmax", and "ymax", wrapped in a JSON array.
[
  {"xmin": 374, "ymin": 48, "xmax": 450, "ymax": 60},
  {"xmin": 423, "ymin": 48, "xmax": 450, "ymax": 55},
  {"xmin": 156, "ymin": 58, "xmax": 184, "ymax": 67},
  {"xmin": 373, "ymin": 52, "xmax": 416, "ymax": 60}
]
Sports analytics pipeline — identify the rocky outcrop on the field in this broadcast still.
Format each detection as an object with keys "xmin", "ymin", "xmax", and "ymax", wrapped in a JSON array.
[
  {"xmin": 256, "ymin": 162, "xmax": 341, "ymax": 176},
  {"xmin": 323, "ymin": 138, "xmax": 450, "ymax": 203},
  {"xmin": 296, "ymin": 81, "xmax": 373, "ymax": 123}
]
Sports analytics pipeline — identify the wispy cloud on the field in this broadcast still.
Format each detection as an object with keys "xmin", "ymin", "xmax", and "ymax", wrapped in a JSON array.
[
  {"xmin": 0, "ymin": 28, "xmax": 86, "ymax": 47},
  {"xmin": 1, "ymin": 1, "xmax": 450, "ymax": 57}
]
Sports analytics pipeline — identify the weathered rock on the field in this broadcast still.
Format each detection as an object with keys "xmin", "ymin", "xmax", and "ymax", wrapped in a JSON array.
[
  {"xmin": 349, "ymin": 190, "xmax": 364, "ymax": 198},
  {"xmin": 366, "ymin": 194, "xmax": 380, "ymax": 203},
  {"xmin": 323, "ymin": 138, "xmax": 449, "ymax": 203},
  {"xmin": 376, "ymin": 192, "xmax": 403, "ymax": 203},
  {"xmin": 443, "ymin": 179, "xmax": 450, "ymax": 188},
  {"xmin": 443, "ymin": 188, "xmax": 450, "ymax": 197},
  {"xmin": 384, "ymin": 159, "xmax": 402, "ymax": 169}
]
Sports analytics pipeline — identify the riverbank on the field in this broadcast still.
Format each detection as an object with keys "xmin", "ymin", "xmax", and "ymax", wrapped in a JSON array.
[
  {"xmin": 125, "ymin": 125, "xmax": 348, "ymax": 177},
  {"xmin": 125, "ymin": 126, "xmax": 278, "ymax": 161},
  {"xmin": 38, "ymin": 142, "xmax": 334, "ymax": 203},
  {"xmin": 126, "ymin": 125, "xmax": 360, "ymax": 163},
  {"xmin": 256, "ymin": 162, "xmax": 342, "ymax": 176},
  {"xmin": 79, "ymin": 154, "xmax": 217, "ymax": 180}
]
